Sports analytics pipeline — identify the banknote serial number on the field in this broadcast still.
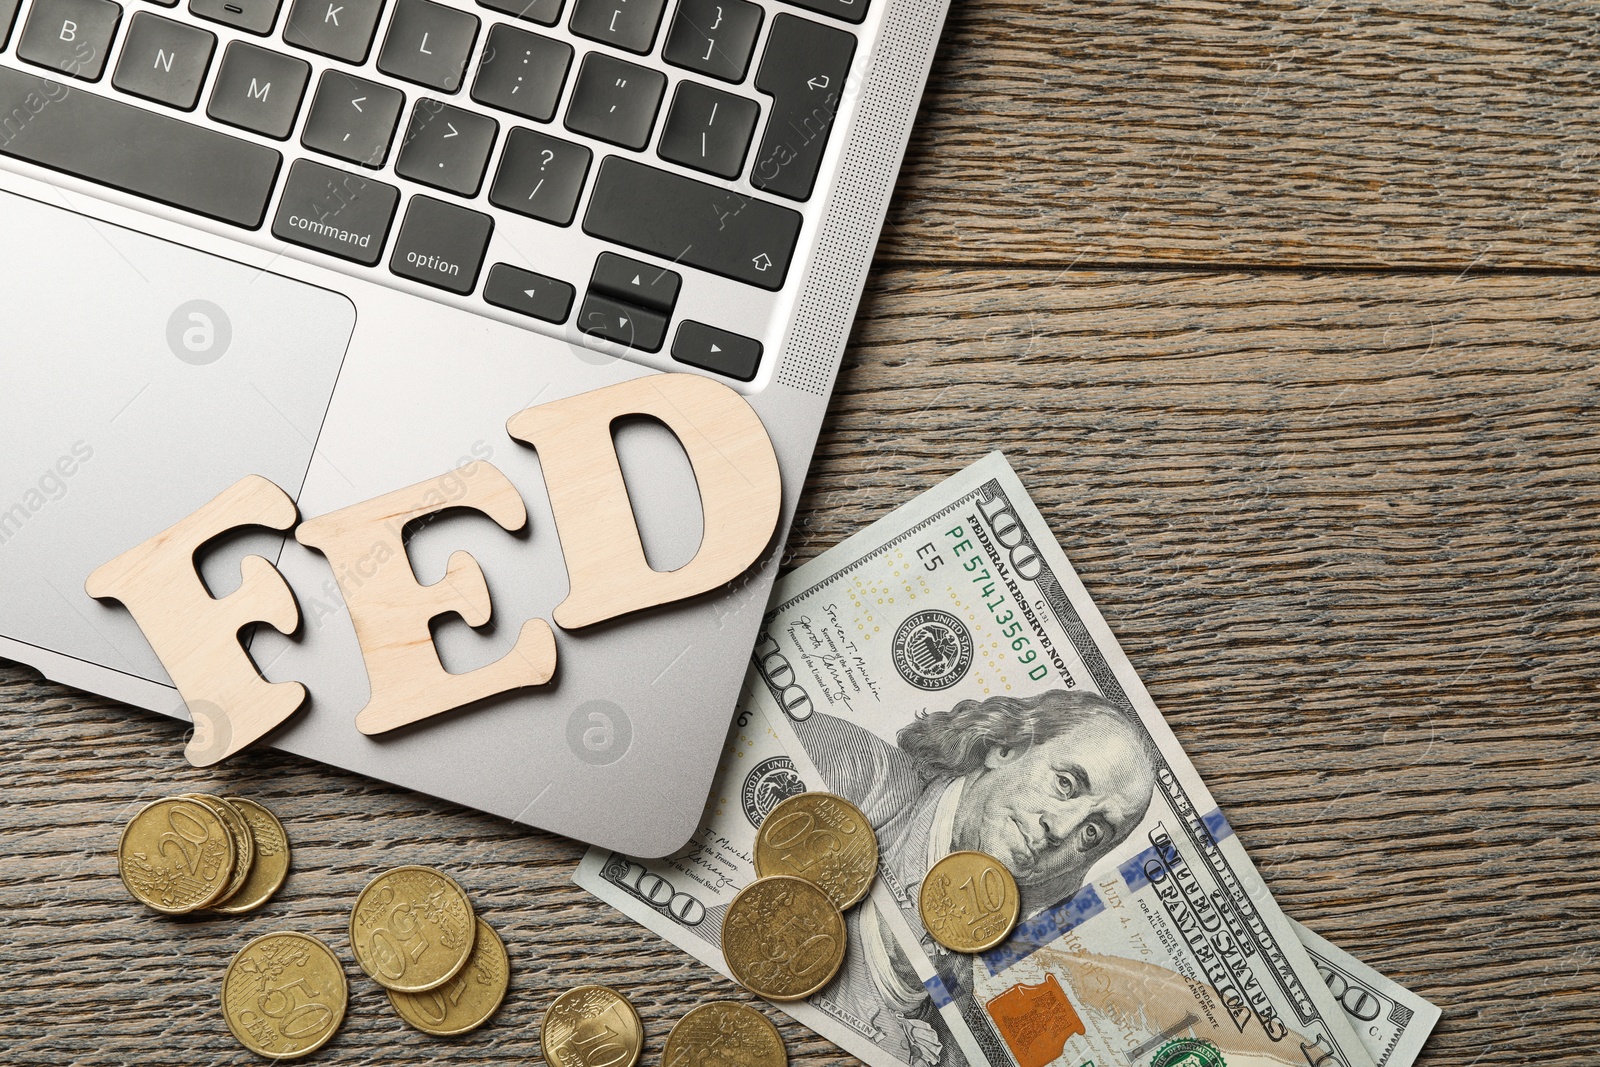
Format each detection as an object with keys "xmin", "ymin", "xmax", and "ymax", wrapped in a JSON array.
[{"xmin": 924, "ymin": 525, "xmax": 1050, "ymax": 682}]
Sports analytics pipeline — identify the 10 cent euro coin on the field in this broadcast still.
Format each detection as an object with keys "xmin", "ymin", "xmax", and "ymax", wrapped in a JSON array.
[
  {"xmin": 349, "ymin": 865, "xmax": 477, "ymax": 993},
  {"xmin": 754, "ymin": 792, "xmax": 879, "ymax": 911},
  {"xmin": 541, "ymin": 985, "xmax": 644, "ymax": 1067},
  {"xmin": 918, "ymin": 850, "xmax": 1021, "ymax": 954},
  {"xmin": 723, "ymin": 876, "xmax": 847, "ymax": 1002}
]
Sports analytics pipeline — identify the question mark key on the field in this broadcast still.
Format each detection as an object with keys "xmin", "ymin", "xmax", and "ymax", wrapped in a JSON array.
[{"xmin": 487, "ymin": 127, "xmax": 593, "ymax": 227}]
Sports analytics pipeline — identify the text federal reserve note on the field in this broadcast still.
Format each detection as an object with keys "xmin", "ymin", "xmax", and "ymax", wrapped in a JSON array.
[{"xmin": 746, "ymin": 452, "xmax": 1379, "ymax": 1067}]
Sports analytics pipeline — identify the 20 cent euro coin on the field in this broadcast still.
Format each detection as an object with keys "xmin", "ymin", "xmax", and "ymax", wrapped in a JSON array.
[{"xmin": 117, "ymin": 796, "xmax": 236, "ymax": 914}]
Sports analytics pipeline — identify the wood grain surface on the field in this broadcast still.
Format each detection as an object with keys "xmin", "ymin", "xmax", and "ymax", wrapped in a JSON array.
[{"xmin": 5, "ymin": 3, "xmax": 1599, "ymax": 1067}]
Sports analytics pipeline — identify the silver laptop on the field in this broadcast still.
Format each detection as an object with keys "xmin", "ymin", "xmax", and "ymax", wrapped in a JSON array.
[{"xmin": 0, "ymin": 0, "xmax": 949, "ymax": 855}]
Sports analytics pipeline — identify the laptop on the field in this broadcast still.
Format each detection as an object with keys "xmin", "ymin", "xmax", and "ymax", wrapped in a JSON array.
[{"xmin": 0, "ymin": 0, "xmax": 951, "ymax": 856}]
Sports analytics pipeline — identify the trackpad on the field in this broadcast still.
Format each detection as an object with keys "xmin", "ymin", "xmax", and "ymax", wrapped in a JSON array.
[{"xmin": 0, "ymin": 190, "xmax": 354, "ymax": 685}]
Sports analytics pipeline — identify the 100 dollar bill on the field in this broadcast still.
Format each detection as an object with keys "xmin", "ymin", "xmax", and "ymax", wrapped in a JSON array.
[{"xmin": 579, "ymin": 452, "xmax": 1436, "ymax": 1067}]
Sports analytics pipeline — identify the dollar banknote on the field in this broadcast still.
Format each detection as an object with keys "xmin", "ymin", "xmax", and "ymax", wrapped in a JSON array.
[
  {"xmin": 576, "ymin": 453, "xmax": 1429, "ymax": 1067},
  {"xmin": 1290, "ymin": 920, "xmax": 1440, "ymax": 1067}
]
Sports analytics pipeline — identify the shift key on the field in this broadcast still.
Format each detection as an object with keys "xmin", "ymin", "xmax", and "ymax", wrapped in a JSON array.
[
  {"xmin": 583, "ymin": 157, "xmax": 801, "ymax": 291},
  {"xmin": 272, "ymin": 158, "xmax": 399, "ymax": 265}
]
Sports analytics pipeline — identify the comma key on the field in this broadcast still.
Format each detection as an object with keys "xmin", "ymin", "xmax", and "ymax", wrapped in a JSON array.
[{"xmin": 272, "ymin": 158, "xmax": 399, "ymax": 264}]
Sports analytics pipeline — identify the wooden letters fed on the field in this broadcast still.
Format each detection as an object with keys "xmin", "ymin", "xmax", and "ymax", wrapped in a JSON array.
[{"xmin": 86, "ymin": 374, "xmax": 782, "ymax": 764}]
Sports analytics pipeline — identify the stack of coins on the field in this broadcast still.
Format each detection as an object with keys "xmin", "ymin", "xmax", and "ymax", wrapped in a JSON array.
[
  {"xmin": 117, "ymin": 794, "xmax": 291, "ymax": 915},
  {"xmin": 724, "ymin": 791, "xmax": 881, "ymax": 1002},
  {"xmin": 540, "ymin": 987, "xmax": 785, "ymax": 1067},
  {"xmin": 350, "ymin": 865, "xmax": 511, "ymax": 1037},
  {"xmin": 728, "ymin": 790, "xmax": 1023, "ymax": 1008}
]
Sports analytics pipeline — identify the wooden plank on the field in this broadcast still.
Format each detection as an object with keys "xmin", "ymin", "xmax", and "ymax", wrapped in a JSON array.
[
  {"xmin": 2, "ymin": 267, "xmax": 1596, "ymax": 1066},
  {"xmin": 884, "ymin": 0, "xmax": 1600, "ymax": 269}
]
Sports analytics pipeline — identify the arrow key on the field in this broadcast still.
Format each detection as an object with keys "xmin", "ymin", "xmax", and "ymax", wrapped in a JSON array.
[
  {"xmin": 396, "ymin": 98, "xmax": 498, "ymax": 196},
  {"xmin": 589, "ymin": 251, "xmax": 679, "ymax": 313},
  {"xmin": 672, "ymin": 320, "xmax": 762, "ymax": 381},
  {"xmin": 484, "ymin": 263, "xmax": 575, "ymax": 323},
  {"xmin": 578, "ymin": 291, "xmax": 669, "ymax": 352}
]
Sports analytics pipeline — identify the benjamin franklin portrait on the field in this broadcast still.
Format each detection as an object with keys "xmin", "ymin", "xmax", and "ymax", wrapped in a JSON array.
[{"xmin": 793, "ymin": 689, "xmax": 1159, "ymax": 1066}]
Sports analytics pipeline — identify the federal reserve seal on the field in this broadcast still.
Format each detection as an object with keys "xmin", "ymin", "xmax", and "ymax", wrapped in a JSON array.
[
  {"xmin": 892, "ymin": 610, "xmax": 974, "ymax": 690},
  {"xmin": 1151, "ymin": 1038, "xmax": 1225, "ymax": 1067},
  {"xmin": 741, "ymin": 757, "xmax": 805, "ymax": 828}
]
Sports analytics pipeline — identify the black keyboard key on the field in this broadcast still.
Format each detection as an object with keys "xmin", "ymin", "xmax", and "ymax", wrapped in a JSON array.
[
  {"xmin": 282, "ymin": 0, "xmax": 382, "ymax": 62},
  {"xmin": 488, "ymin": 126, "xmax": 590, "ymax": 224},
  {"xmin": 476, "ymin": 0, "xmax": 559, "ymax": 26},
  {"xmin": 590, "ymin": 251, "xmax": 678, "ymax": 311},
  {"xmin": 751, "ymin": 13, "xmax": 854, "ymax": 201},
  {"xmin": 470, "ymin": 22, "xmax": 570, "ymax": 122},
  {"xmin": 1, "ymin": 0, "xmax": 23, "ymax": 48},
  {"xmin": 113, "ymin": 12, "xmax": 215, "ymax": 109},
  {"xmin": 377, "ymin": 0, "xmax": 478, "ymax": 92},
  {"xmin": 564, "ymin": 52, "xmax": 663, "ymax": 151},
  {"xmin": 673, "ymin": 320, "xmax": 761, "ymax": 380},
  {"xmin": 272, "ymin": 157, "xmax": 398, "ymax": 263},
  {"xmin": 18, "ymin": 0, "xmax": 121, "ymax": 81},
  {"xmin": 396, "ymin": 99, "xmax": 497, "ymax": 196},
  {"xmin": 782, "ymin": 0, "xmax": 864, "ymax": 24},
  {"xmin": 578, "ymin": 291, "xmax": 667, "ymax": 351},
  {"xmin": 0, "ymin": 64, "xmax": 281, "ymax": 226},
  {"xmin": 485, "ymin": 263, "xmax": 573, "ymax": 322},
  {"xmin": 568, "ymin": 0, "xmax": 663, "ymax": 54},
  {"xmin": 584, "ymin": 156, "xmax": 801, "ymax": 290},
  {"xmin": 190, "ymin": 0, "xmax": 280, "ymax": 35},
  {"xmin": 302, "ymin": 69, "xmax": 404, "ymax": 167},
  {"xmin": 207, "ymin": 40, "xmax": 310, "ymax": 138},
  {"xmin": 657, "ymin": 81, "xmax": 756, "ymax": 179},
  {"xmin": 662, "ymin": 0, "xmax": 762, "ymax": 83},
  {"xmin": 390, "ymin": 195, "xmax": 493, "ymax": 293}
]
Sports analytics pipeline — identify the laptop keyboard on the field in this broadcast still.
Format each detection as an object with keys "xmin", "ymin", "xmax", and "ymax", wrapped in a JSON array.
[{"xmin": 0, "ymin": 0, "xmax": 867, "ymax": 381}]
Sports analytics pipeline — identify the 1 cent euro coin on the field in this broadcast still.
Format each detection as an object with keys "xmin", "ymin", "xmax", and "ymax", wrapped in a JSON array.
[
  {"xmin": 918, "ymin": 850, "xmax": 1021, "ymax": 954},
  {"xmin": 211, "ymin": 798, "xmax": 291, "ymax": 915},
  {"xmin": 664, "ymin": 1002, "xmax": 787, "ymax": 1067},
  {"xmin": 221, "ymin": 931, "xmax": 348, "ymax": 1059},
  {"xmin": 388, "ymin": 918, "xmax": 510, "ymax": 1036},
  {"xmin": 755, "ymin": 792, "xmax": 879, "ymax": 910},
  {"xmin": 117, "ymin": 795, "xmax": 236, "ymax": 914},
  {"xmin": 541, "ymin": 985, "xmax": 644, "ymax": 1067},
  {"xmin": 723, "ymin": 876, "xmax": 847, "ymax": 1002},
  {"xmin": 350, "ymin": 866, "xmax": 476, "ymax": 993}
]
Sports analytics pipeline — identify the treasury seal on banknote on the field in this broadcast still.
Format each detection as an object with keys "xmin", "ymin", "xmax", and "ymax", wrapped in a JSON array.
[
  {"xmin": 742, "ymin": 756, "xmax": 805, "ymax": 828},
  {"xmin": 891, "ymin": 610, "xmax": 973, "ymax": 690},
  {"xmin": 1151, "ymin": 1037, "xmax": 1226, "ymax": 1067}
]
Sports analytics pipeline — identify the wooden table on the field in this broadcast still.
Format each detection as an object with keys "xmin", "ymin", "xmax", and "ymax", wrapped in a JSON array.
[{"xmin": 5, "ymin": 2, "xmax": 1597, "ymax": 1064}]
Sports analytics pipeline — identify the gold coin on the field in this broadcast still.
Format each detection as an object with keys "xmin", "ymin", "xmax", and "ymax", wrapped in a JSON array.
[
  {"xmin": 387, "ymin": 918, "xmax": 509, "ymax": 1036},
  {"xmin": 918, "ymin": 850, "xmax": 1021, "ymax": 954},
  {"xmin": 183, "ymin": 793, "xmax": 254, "ymax": 908},
  {"xmin": 349, "ymin": 865, "xmax": 476, "ymax": 993},
  {"xmin": 212, "ymin": 798, "xmax": 292, "ymax": 915},
  {"xmin": 541, "ymin": 985, "xmax": 644, "ymax": 1067},
  {"xmin": 221, "ymin": 931, "xmax": 348, "ymax": 1059},
  {"xmin": 117, "ymin": 795, "xmax": 237, "ymax": 914},
  {"xmin": 663, "ymin": 1002, "xmax": 787, "ymax": 1067},
  {"xmin": 754, "ymin": 792, "xmax": 878, "ymax": 910},
  {"xmin": 723, "ymin": 876, "xmax": 847, "ymax": 1002}
]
